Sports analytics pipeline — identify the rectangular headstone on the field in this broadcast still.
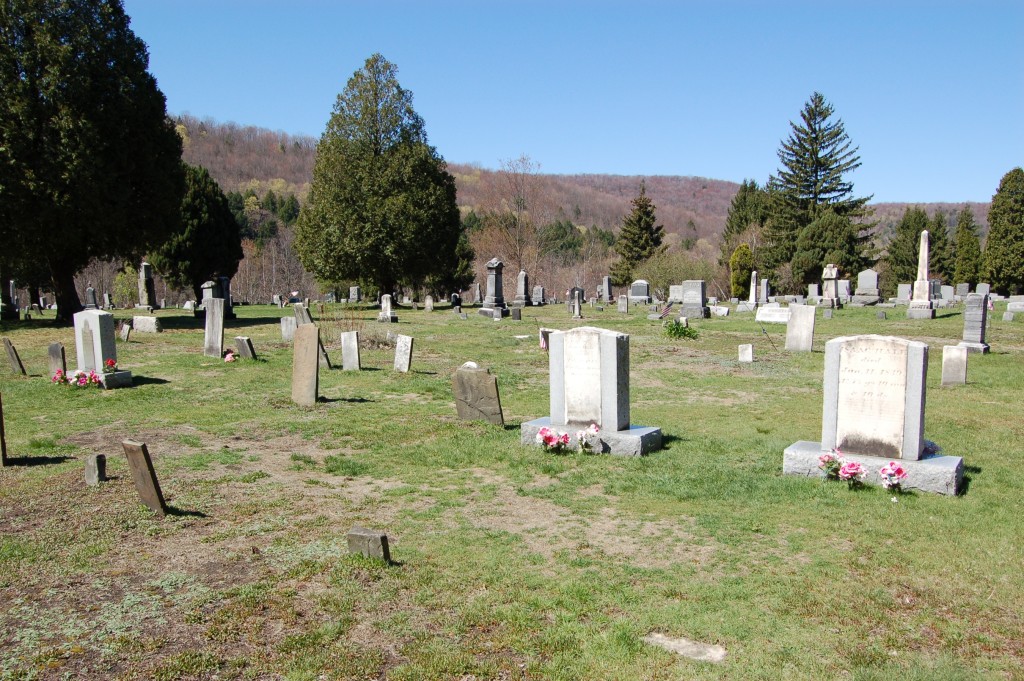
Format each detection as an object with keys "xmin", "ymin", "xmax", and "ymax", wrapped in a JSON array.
[
  {"xmin": 822, "ymin": 335, "xmax": 927, "ymax": 460},
  {"xmin": 738, "ymin": 344, "xmax": 753, "ymax": 363},
  {"xmin": 955, "ymin": 283, "xmax": 970, "ymax": 297},
  {"xmin": 347, "ymin": 526, "xmax": 391, "ymax": 562},
  {"xmin": 47, "ymin": 342, "xmax": 66, "ymax": 376},
  {"xmin": 281, "ymin": 316, "xmax": 296, "ymax": 341},
  {"xmin": 3, "ymin": 338, "xmax": 26, "ymax": 375},
  {"xmin": 896, "ymin": 283, "xmax": 912, "ymax": 301},
  {"xmin": 975, "ymin": 283, "xmax": 990, "ymax": 297},
  {"xmin": 1003, "ymin": 311, "xmax": 1015, "ymax": 322},
  {"xmin": 203, "ymin": 298, "xmax": 225, "ymax": 358},
  {"xmin": 132, "ymin": 316, "xmax": 161, "ymax": 333},
  {"xmin": 755, "ymin": 307, "xmax": 791, "ymax": 324},
  {"xmin": 394, "ymin": 334, "xmax": 413, "ymax": 372},
  {"xmin": 960, "ymin": 293, "xmax": 988, "ymax": 351},
  {"xmin": 617, "ymin": 295, "xmax": 628, "ymax": 313},
  {"xmin": 941, "ymin": 345, "xmax": 967, "ymax": 386},
  {"xmin": 823, "ymin": 308, "xmax": 834, "ymax": 320},
  {"xmin": 940, "ymin": 285, "xmax": 954, "ymax": 301},
  {"xmin": 784, "ymin": 304, "xmax": 815, "ymax": 352},
  {"xmin": 341, "ymin": 331, "xmax": 360, "ymax": 371},
  {"xmin": 511, "ymin": 307, "xmax": 522, "ymax": 321},
  {"xmin": 551, "ymin": 326, "xmax": 628, "ymax": 431},
  {"xmin": 234, "ymin": 336, "xmax": 256, "ymax": 360},
  {"xmin": 453, "ymin": 363, "xmax": 504, "ymax": 426},
  {"xmin": 84, "ymin": 454, "xmax": 107, "ymax": 486},
  {"xmin": 291, "ymin": 324, "xmax": 320, "ymax": 406},
  {"xmin": 122, "ymin": 440, "xmax": 167, "ymax": 516}
]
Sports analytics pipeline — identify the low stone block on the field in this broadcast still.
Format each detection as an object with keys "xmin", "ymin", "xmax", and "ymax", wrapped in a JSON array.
[
  {"xmin": 738, "ymin": 344, "xmax": 753, "ymax": 363},
  {"xmin": 347, "ymin": 526, "xmax": 391, "ymax": 562},
  {"xmin": 132, "ymin": 316, "xmax": 162, "ymax": 333},
  {"xmin": 520, "ymin": 417, "xmax": 662, "ymax": 457},
  {"xmin": 235, "ymin": 336, "xmax": 257, "ymax": 360},
  {"xmin": 84, "ymin": 454, "xmax": 107, "ymax": 486}
]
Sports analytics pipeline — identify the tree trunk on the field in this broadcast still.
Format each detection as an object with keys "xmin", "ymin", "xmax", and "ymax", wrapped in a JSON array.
[{"xmin": 52, "ymin": 266, "xmax": 82, "ymax": 325}]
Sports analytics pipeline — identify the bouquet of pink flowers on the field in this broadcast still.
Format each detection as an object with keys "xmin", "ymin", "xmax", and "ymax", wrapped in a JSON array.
[
  {"xmin": 575, "ymin": 423, "xmax": 600, "ymax": 453},
  {"xmin": 838, "ymin": 460, "xmax": 866, "ymax": 487},
  {"xmin": 879, "ymin": 461, "xmax": 908, "ymax": 491},
  {"xmin": 818, "ymin": 450, "xmax": 842, "ymax": 479},
  {"xmin": 536, "ymin": 426, "xmax": 570, "ymax": 453},
  {"xmin": 53, "ymin": 369, "xmax": 102, "ymax": 387}
]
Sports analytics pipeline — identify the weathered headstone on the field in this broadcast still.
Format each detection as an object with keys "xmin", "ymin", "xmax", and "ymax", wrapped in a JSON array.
[
  {"xmin": 281, "ymin": 316, "xmax": 296, "ymax": 342},
  {"xmin": 823, "ymin": 308, "xmax": 834, "ymax": 320},
  {"xmin": 678, "ymin": 280, "xmax": 710, "ymax": 319},
  {"xmin": 820, "ymin": 264, "xmax": 840, "ymax": 307},
  {"xmin": 203, "ymin": 298, "xmax": 225, "ymax": 358},
  {"xmin": 453, "ymin": 362, "xmax": 504, "ymax": 426},
  {"xmin": 808, "ymin": 284, "xmax": 820, "ymax": 298},
  {"xmin": 377, "ymin": 294, "xmax": 398, "ymax": 323},
  {"xmin": 759, "ymin": 279, "xmax": 770, "ymax": 304},
  {"xmin": 122, "ymin": 440, "xmax": 167, "ymax": 515},
  {"xmin": 1004, "ymin": 311, "xmax": 1015, "ymax": 322},
  {"xmin": 47, "ymin": 342, "xmax": 66, "ymax": 376},
  {"xmin": 599, "ymin": 276, "xmax": 613, "ymax": 303},
  {"xmin": 341, "ymin": 331, "xmax": 360, "ymax": 371},
  {"xmin": 85, "ymin": 286, "xmax": 99, "ymax": 310},
  {"xmin": 295, "ymin": 303, "xmax": 332, "ymax": 367},
  {"xmin": 132, "ymin": 316, "xmax": 161, "ymax": 333},
  {"xmin": 941, "ymin": 345, "xmax": 967, "ymax": 386},
  {"xmin": 393, "ymin": 334, "xmax": 413, "ymax": 372},
  {"xmin": 234, "ymin": 336, "xmax": 257, "ymax": 360},
  {"xmin": 521, "ymin": 326, "xmax": 662, "ymax": 456},
  {"xmin": 628, "ymin": 279, "xmax": 651, "ymax": 304},
  {"xmin": 755, "ymin": 306, "xmax": 790, "ymax": 324},
  {"xmin": 217, "ymin": 275, "xmax": 236, "ymax": 319},
  {"xmin": 511, "ymin": 270, "xmax": 532, "ymax": 307},
  {"xmin": 975, "ymin": 283, "xmax": 991, "ymax": 297},
  {"xmin": 102, "ymin": 293, "xmax": 113, "ymax": 310},
  {"xmin": 347, "ymin": 526, "xmax": 391, "ymax": 563},
  {"xmin": 785, "ymin": 304, "xmax": 815, "ymax": 352},
  {"xmin": 424, "ymin": 295, "xmax": 434, "ymax": 312},
  {"xmin": 617, "ymin": 295, "xmax": 628, "ymax": 313},
  {"xmin": 272, "ymin": 294, "xmax": 282, "ymax": 307},
  {"xmin": 877, "ymin": 310, "xmax": 887, "ymax": 320},
  {"xmin": 73, "ymin": 310, "xmax": 131, "ymax": 387},
  {"xmin": 896, "ymin": 283, "xmax": 912, "ymax": 303},
  {"xmin": 119, "ymin": 322, "xmax": 131, "ymax": 342},
  {"xmin": 908, "ymin": 231, "xmax": 936, "ymax": 319},
  {"xmin": 291, "ymin": 324, "xmax": 320, "ymax": 406},
  {"xmin": 480, "ymin": 259, "xmax": 509, "ymax": 317},
  {"xmin": 511, "ymin": 307, "xmax": 522, "ymax": 321},
  {"xmin": 738, "ymin": 344, "xmax": 753, "ymax": 363},
  {"xmin": 940, "ymin": 285, "xmax": 955, "ymax": 301},
  {"xmin": 783, "ymin": 334, "xmax": 962, "ymax": 494},
  {"xmin": 182, "ymin": 300, "xmax": 195, "ymax": 311},
  {"xmin": 532, "ymin": 285, "xmax": 546, "ymax": 306},
  {"xmin": 958, "ymin": 293, "xmax": 989, "ymax": 353},
  {"xmin": 349, "ymin": 286, "xmax": 361, "ymax": 303},
  {"xmin": 955, "ymin": 283, "xmax": 970, "ymax": 297},
  {"xmin": 3, "ymin": 338, "xmax": 26, "ymax": 375},
  {"xmin": 851, "ymin": 269, "xmax": 881, "ymax": 305},
  {"xmin": 84, "ymin": 454, "xmax": 107, "ymax": 486}
]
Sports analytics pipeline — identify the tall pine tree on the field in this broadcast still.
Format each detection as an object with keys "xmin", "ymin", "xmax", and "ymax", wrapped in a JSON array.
[
  {"xmin": 886, "ymin": 207, "xmax": 929, "ymax": 287},
  {"xmin": 952, "ymin": 207, "xmax": 982, "ymax": 286},
  {"xmin": 928, "ymin": 211, "xmax": 953, "ymax": 283},
  {"xmin": 719, "ymin": 180, "xmax": 768, "ymax": 267},
  {"xmin": 610, "ymin": 181, "xmax": 665, "ymax": 286},
  {"xmin": 764, "ymin": 92, "xmax": 873, "ymax": 285},
  {"xmin": 984, "ymin": 167, "xmax": 1024, "ymax": 294},
  {"xmin": 729, "ymin": 243, "xmax": 755, "ymax": 299},
  {"xmin": 791, "ymin": 208, "xmax": 865, "ymax": 284}
]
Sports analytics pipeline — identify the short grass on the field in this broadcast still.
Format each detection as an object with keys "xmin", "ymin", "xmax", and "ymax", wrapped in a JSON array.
[{"xmin": 1, "ymin": 301, "xmax": 1022, "ymax": 680}]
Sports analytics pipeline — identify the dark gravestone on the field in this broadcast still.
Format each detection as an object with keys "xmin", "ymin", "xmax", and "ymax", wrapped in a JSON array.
[
  {"xmin": 876, "ymin": 311, "xmax": 887, "ymax": 320},
  {"xmin": 511, "ymin": 307, "xmax": 522, "ymax": 321},
  {"xmin": 47, "ymin": 342, "xmax": 66, "ymax": 376},
  {"xmin": 84, "ymin": 454, "xmax": 107, "ymax": 486},
  {"xmin": 0, "ymin": 392, "xmax": 8, "ymax": 466},
  {"xmin": 122, "ymin": 440, "xmax": 168, "ymax": 516},
  {"xmin": 3, "ymin": 338, "xmax": 26, "ymax": 375},
  {"xmin": 234, "ymin": 336, "xmax": 257, "ymax": 360},
  {"xmin": 347, "ymin": 526, "xmax": 391, "ymax": 563},
  {"xmin": 453, "ymin": 363, "xmax": 505, "ymax": 426}
]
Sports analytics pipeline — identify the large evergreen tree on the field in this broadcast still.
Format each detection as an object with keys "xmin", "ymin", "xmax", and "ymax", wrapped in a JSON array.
[
  {"xmin": 729, "ymin": 243, "xmax": 755, "ymax": 299},
  {"xmin": 764, "ymin": 92, "xmax": 873, "ymax": 283},
  {"xmin": 984, "ymin": 168, "xmax": 1024, "ymax": 294},
  {"xmin": 719, "ymin": 180, "xmax": 768, "ymax": 267},
  {"xmin": 295, "ymin": 54, "xmax": 462, "ymax": 296},
  {"xmin": 791, "ymin": 208, "xmax": 865, "ymax": 285},
  {"xmin": 952, "ymin": 207, "xmax": 983, "ymax": 286},
  {"xmin": 928, "ymin": 211, "xmax": 953, "ymax": 283},
  {"xmin": 610, "ymin": 181, "xmax": 665, "ymax": 286},
  {"xmin": 0, "ymin": 0, "xmax": 185, "ymax": 322},
  {"xmin": 886, "ymin": 207, "xmax": 929, "ymax": 287},
  {"xmin": 149, "ymin": 164, "xmax": 244, "ymax": 299}
]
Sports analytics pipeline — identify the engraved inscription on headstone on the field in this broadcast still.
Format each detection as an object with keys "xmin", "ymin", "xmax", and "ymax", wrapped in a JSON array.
[
  {"xmin": 394, "ymin": 335, "xmax": 414, "ymax": 373},
  {"xmin": 453, "ymin": 363, "xmax": 504, "ymax": 426}
]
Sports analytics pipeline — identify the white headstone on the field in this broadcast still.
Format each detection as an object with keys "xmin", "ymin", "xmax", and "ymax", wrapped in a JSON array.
[
  {"xmin": 203, "ymin": 298, "xmax": 225, "ymax": 358},
  {"xmin": 394, "ymin": 334, "xmax": 413, "ymax": 373},
  {"xmin": 785, "ymin": 304, "xmax": 815, "ymax": 352},
  {"xmin": 341, "ymin": 330, "xmax": 360, "ymax": 371},
  {"xmin": 941, "ymin": 345, "xmax": 967, "ymax": 386}
]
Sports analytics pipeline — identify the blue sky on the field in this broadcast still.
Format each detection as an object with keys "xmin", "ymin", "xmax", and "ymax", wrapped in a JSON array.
[{"xmin": 123, "ymin": 0, "xmax": 1022, "ymax": 203}]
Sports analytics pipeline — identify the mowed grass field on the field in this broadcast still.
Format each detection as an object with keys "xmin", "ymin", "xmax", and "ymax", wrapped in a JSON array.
[{"xmin": 1, "ymin": 300, "xmax": 1022, "ymax": 680}]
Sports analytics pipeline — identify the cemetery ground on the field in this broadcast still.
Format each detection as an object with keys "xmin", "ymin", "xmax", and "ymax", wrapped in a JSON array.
[{"xmin": 1, "ymin": 302, "xmax": 1022, "ymax": 681}]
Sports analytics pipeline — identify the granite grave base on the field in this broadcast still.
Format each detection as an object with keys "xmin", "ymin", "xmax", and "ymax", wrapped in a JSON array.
[{"xmin": 520, "ymin": 417, "xmax": 661, "ymax": 457}]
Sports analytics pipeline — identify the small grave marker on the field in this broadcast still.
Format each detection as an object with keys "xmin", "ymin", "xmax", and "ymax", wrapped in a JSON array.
[
  {"xmin": 3, "ymin": 338, "xmax": 26, "ymax": 375},
  {"xmin": 84, "ymin": 454, "xmax": 107, "ymax": 486},
  {"xmin": 347, "ymin": 526, "xmax": 391, "ymax": 562},
  {"xmin": 281, "ymin": 316, "xmax": 296, "ymax": 341},
  {"xmin": 341, "ymin": 331, "xmax": 360, "ymax": 371},
  {"xmin": 234, "ymin": 336, "xmax": 257, "ymax": 360},
  {"xmin": 47, "ymin": 342, "xmax": 66, "ymax": 376},
  {"xmin": 941, "ymin": 345, "xmax": 968, "ymax": 386},
  {"xmin": 122, "ymin": 440, "xmax": 168, "ymax": 516},
  {"xmin": 119, "ymin": 323, "xmax": 132, "ymax": 342},
  {"xmin": 394, "ymin": 335, "xmax": 413, "ymax": 372},
  {"xmin": 738, "ymin": 344, "xmax": 753, "ymax": 363},
  {"xmin": 453, "ymin": 362, "xmax": 504, "ymax": 426}
]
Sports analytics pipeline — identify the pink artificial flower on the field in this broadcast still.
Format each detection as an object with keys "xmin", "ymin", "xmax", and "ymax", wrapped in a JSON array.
[
  {"xmin": 224, "ymin": 351, "xmax": 236, "ymax": 363},
  {"xmin": 879, "ymin": 461, "xmax": 908, "ymax": 490},
  {"xmin": 838, "ymin": 461, "xmax": 866, "ymax": 482}
]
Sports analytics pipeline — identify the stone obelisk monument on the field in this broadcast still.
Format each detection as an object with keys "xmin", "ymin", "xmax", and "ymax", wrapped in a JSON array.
[{"xmin": 907, "ymin": 230, "xmax": 936, "ymax": 319}]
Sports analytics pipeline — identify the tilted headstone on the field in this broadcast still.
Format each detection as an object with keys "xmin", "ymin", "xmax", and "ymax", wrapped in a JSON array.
[
  {"xmin": 119, "ymin": 322, "xmax": 131, "ymax": 342},
  {"xmin": 3, "ymin": 338, "xmax": 26, "ymax": 375},
  {"xmin": 738, "ymin": 344, "xmax": 753, "ymax": 363},
  {"xmin": 295, "ymin": 303, "xmax": 332, "ymax": 367},
  {"xmin": 122, "ymin": 440, "xmax": 168, "ymax": 515},
  {"xmin": 291, "ymin": 324, "xmax": 320, "ymax": 406},
  {"xmin": 377, "ymin": 294, "xmax": 398, "ymax": 323},
  {"xmin": 47, "ymin": 342, "xmax": 66, "ymax": 376},
  {"xmin": 958, "ymin": 293, "xmax": 989, "ymax": 354},
  {"xmin": 453, "ymin": 362, "xmax": 504, "ymax": 426},
  {"xmin": 132, "ymin": 316, "xmax": 161, "ymax": 333},
  {"xmin": 74, "ymin": 310, "xmax": 131, "ymax": 387},
  {"xmin": 521, "ymin": 326, "xmax": 662, "ymax": 456},
  {"xmin": 393, "ymin": 334, "xmax": 413, "ymax": 372},
  {"xmin": 203, "ymin": 298, "xmax": 225, "ymax": 358},
  {"xmin": 234, "ymin": 336, "xmax": 257, "ymax": 360},
  {"xmin": 0, "ymin": 392, "xmax": 7, "ymax": 466},
  {"xmin": 941, "ymin": 345, "xmax": 967, "ymax": 386},
  {"xmin": 85, "ymin": 286, "xmax": 99, "ymax": 310},
  {"xmin": 281, "ymin": 316, "xmax": 296, "ymax": 342},
  {"xmin": 84, "ymin": 454, "xmax": 107, "ymax": 486},
  {"xmin": 347, "ymin": 526, "xmax": 391, "ymax": 563},
  {"xmin": 785, "ymin": 304, "xmax": 815, "ymax": 352},
  {"xmin": 341, "ymin": 330, "xmax": 360, "ymax": 371},
  {"xmin": 783, "ymin": 334, "xmax": 963, "ymax": 495}
]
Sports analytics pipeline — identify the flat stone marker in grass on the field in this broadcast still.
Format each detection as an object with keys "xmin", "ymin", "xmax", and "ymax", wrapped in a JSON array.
[
  {"xmin": 132, "ymin": 316, "xmax": 161, "ymax": 333},
  {"xmin": 755, "ymin": 306, "xmax": 790, "ymax": 324},
  {"xmin": 122, "ymin": 440, "xmax": 167, "ymax": 516},
  {"xmin": 453, "ymin": 362, "xmax": 504, "ymax": 426},
  {"xmin": 291, "ymin": 324, "xmax": 320, "ymax": 406},
  {"xmin": 234, "ymin": 336, "xmax": 257, "ymax": 360},
  {"xmin": 393, "ymin": 335, "xmax": 413, "ymax": 373},
  {"xmin": 738, "ymin": 344, "xmax": 753, "ymax": 363},
  {"xmin": 1004, "ymin": 311, "xmax": 1015, "ymax": 322},
  {"xmin": 784, "ymin": 304, "xmax": 815, "ymax": 352},
  {"xmin": 347, "ymin": 526, "xmax": 391, "ymax": 563},
  {"xmin": 643, "ymin": 633, "xmax": 725, "ymax": 664},
  {"xmin": 3, "ymin": 338, "xmax": 26, "ymax": 375},
  {"xmin": 823, "ymin": 309, "xmax": 833, "ymax": 320},
  {"xmin": 0, "ymin": 392, "xmax": 8, "ymax": 466},
  {"xmin": 84, "ymin": 454, "xmax": 106, "ymax": 486},
  {"xmin": 521, "ymin": 326, "xmax": 662, "ymax": 456},
  {"xmin": 941, "ymin": 345, "xmax": 968, "ymax": 386},
  {"xmin": 203, "ymin": 298, "xmax": 225, "ymax": 358},
  {"xmin": 47, "ymin": 342, "xmax": 66, "ymax": 376},
  {"xmin": 281, "ymin": 316, "xmax": 296, "ymax": 342},
  {"xmin": 340, "ymin": 331, "xmax": 360, "ymax": 371},
  {"xmin": 784, "ymin": 334, "xmax": 963, "ymax": 495}
]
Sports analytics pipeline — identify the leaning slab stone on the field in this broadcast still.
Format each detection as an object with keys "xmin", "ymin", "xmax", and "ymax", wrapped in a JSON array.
[
  {"xmin": 3, "ymin": 338, "xmax": 26, "ymax": 375},
  {"xmin": 84, "ymin": 454, "xmax": 107, "ymax": 486},
  {"xmin": 453, "ymin": 362, "xmax": 504, "ymax": 426},
  {"xmin": 347, "ymin": 526, "xmax": 391, "ymax": 563},
  {"xmin": 122, "ymin": 440, "xmax": 168, "ymax": 516},
  {"xmin": 119, "ymin": 323, "xmax": 132, "ymax": 342},
  {"xmin": 234, "ymin": 336, "xmax": 257, "ymax": 360},
  {"xmin": 47, "ymin": 342, "xmax": 66, "ymax": 376},
  {"xmin": 291, "ymin": 324, "xmax": 320, "ymax": 407},
  {"xmin": 941, "ymin": 345, "xmax": 967, "ymax": 386},
  {"xmin": 643, "ymin": 633, "xmax": 726, "ymax": 664},
  {"xmin": 393, "ymin": 335, "xmax": 413, "ymax": 372},
  {"xmin": 132, "ymin": 316, "xmax": 161, "ymax": 333}
]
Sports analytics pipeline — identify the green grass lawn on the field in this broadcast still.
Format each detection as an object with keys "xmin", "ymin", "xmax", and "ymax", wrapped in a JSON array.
[{"xmin": 1, "ymin": 301, "xmax": 1022, "ymax": 680}]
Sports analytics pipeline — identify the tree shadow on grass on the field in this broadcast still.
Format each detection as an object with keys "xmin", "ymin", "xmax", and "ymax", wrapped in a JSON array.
[{"xmin": 2, "ymin": 455, "xmax": 73, "ymax": 467}]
